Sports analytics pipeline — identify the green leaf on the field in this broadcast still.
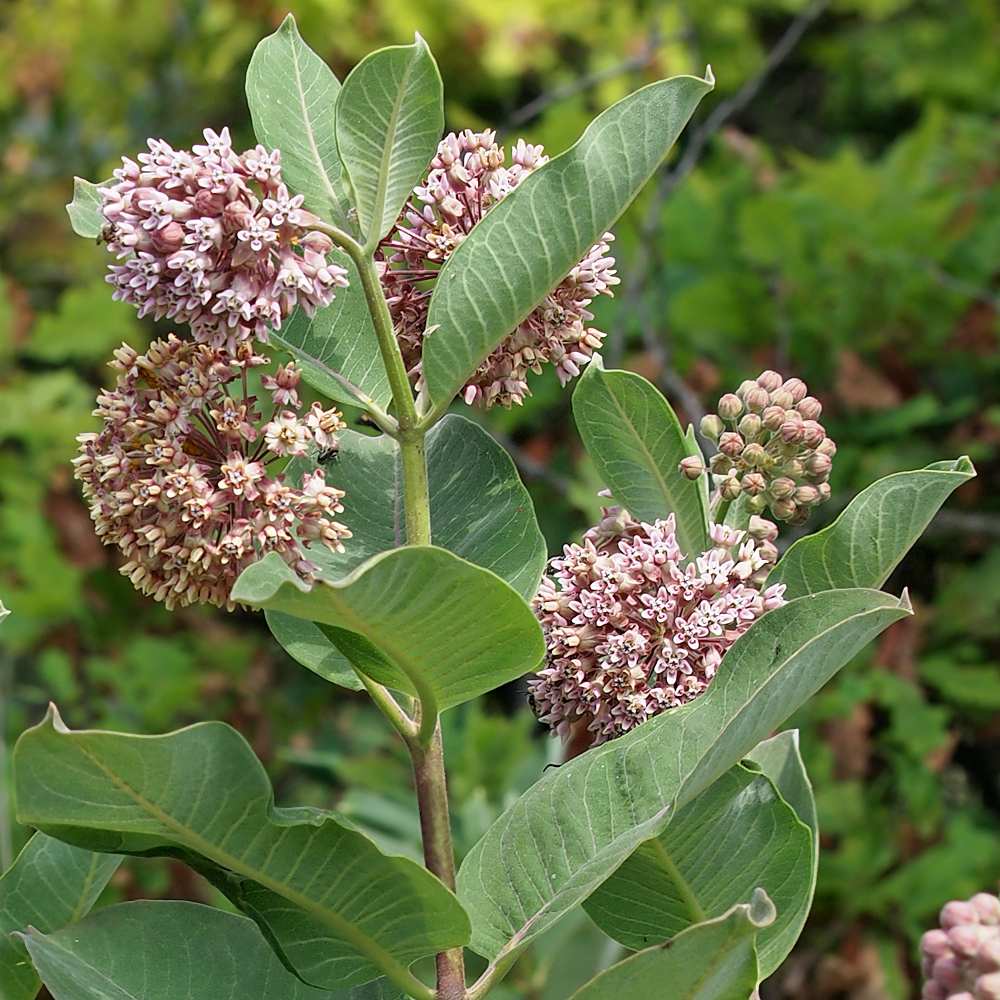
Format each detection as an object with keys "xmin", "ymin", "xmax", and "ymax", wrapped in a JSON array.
[
  {"xmin": 265, "ymin": 609, "xmax": 366, "ymax": 690},
  {"xmin": 0, "ymin": 833, "xmax": 121, "ymax": 1000},
  {"xmin": 19, "ymin": 899, "xmax": 404, "ymax": 1000},
  {"xmin": 271, "ymin": 261, "xmax": 392, "ymax": 412},
  {"xmin": 335, "ymin": 35, "xmax": 444, "ymax": 247},
  {"xmin": 769, "ymin": 457, "xmax": 975, "ymax": 599},
  {"xmin": 568, "ymin": 890, "xmax": 774, "ymax": 1000},
  {"xmin": 233, "ymin": 545, "xmax": 544, "ymax": 712},
  {"xmin": 456, "ymin": 587, "xmax": 911, "ymax": 962},
  {"xmin": 422, "ymin": 70, "xmax": 714, "ymax": 406},
  {"xmin": 572, "ymin": 358, "xmax": 710, "ymax": 559},
  {"xmin": 245, "ymin": 14, "xmax": 353, "ymax": 231},
  {"xmin": 14, "ymin": 708, "xmax": 468, "ymax": 992},
  {"xmin": 582, "ymin": 761, "xmax": 811, "ymax": 978},
  {"xmin": 264, "ymin": 416, "xmax": 546, "ymax": 691},
  {"xmin": 65, "ymin": 178, "xmax": 111, "ymax": 239}
]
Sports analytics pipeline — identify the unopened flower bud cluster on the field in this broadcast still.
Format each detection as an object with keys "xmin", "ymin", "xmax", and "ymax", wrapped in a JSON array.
[
  {"xmin": 681, "ymin": 371, "xmax": 835, "ymax": 525},
  {"xmin": 529, "ymin": 508, "xmax": 786, "ymax": 744},
  {"xmin": 74, "ymin": 335, "xmax": 351, "ymax": 611},
  {"xmin": 378, "ymin": 129, "xmax": 619, "ymax": 408},
  {"xmin": 920, "ymin": 892, "xmax": 1000, "ymax": 999},
  {"xmin": 100, "ymin": 127, "xmax": 348, "ymax": 351}
]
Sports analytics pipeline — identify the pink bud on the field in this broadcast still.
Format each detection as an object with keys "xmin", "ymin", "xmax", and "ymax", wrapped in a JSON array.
[
  {"xmin": 742, "ymin": 442, "xmax": 767, "ymax": 467},
  {"xmin": 797, "ymin": 395, "xmax": 823, "ymax": 420},
  {"xmin": 932, "ymin": 955, "xmax": 967, "ymax": 988},
  {"xmin": 748, "ymin": 515, "xmax": 779, "ymax": 542},
  {"xmin": 922, "ymin": 982, "xmax": 947, "ymax": 1000},
  {"xmin": 679, "ymin": 456, "xmax": 705, "ymax": 480},
  {"xmin": 780, "ymin": 418, "xmax": 805, "ymax": 445},
  {"xmin": 972, "ymin": 894, "xmax": 1000, "ymax": 926},
  {"xmin": 756, "ymin": 370, "xmax": 783, "ymax": 392},
  {"xmin": 816, "ymin": 437, "xmax": 837, "ymax": 457},
  {"xmin": 761, "ymin": 405, "xmax": 786, "ymax": 431},
  {"xmin": 769, "ymin": 388, "xmax": 794, "ymax": 410},
  {"xmin": 719, "ymin": 432, "xmax": 745, "ymax": 458},
  {"xmin": 744, "ymin": 386, "xmax": 770, "ymax": 412},
  {"xmin": 794, "ymin": 484, "xmax": 820, "ymax": 506},
  {"xmin": 974, "ymin": 937, "xmax": 1000, "ymax": 973},
  {"xmin": 976, "ymin": 971, "xmax": 1000, "ymax": 1000},
  {"xmin": 150, "ymin": 220, "xmax": 185, "ymax": 255},
  {"xmin": 771, "ymin": 497, "xmax": 796, "ymax": 520},
  {"xmin": 943, "ymin": 901, "xmax": 980, "ymax": 930},
  {"xmin": 950, "ymin": 924, "xmax": 987, "ymax": 958},
  {"xmin": 805, "ymin": 452, "xmax": 832, "ymax": 481},
  {"xmin": 921, "ymin": 929, "xmax": 953, "ymax": 961},
  {"xmin": 741, "ymin": 472, "xmax": 768, "ymax": 496},
  {"xmin": 781, "ymin": 377, "xmax": 807, "ymax": 403},
  {"xmin": 720, "ymin": 477, "xmax": 742, "ymax": 501},
  {"xmin": 801, "ymin": 420, "xmax": 826, "ymax": 449},
  {"xmin": 718, "ymin": 393, "xmax": 744, "ymax": 420},
  {"xmin": 769, "ymin": 476, "xmax": 796, "ymax": 500}
]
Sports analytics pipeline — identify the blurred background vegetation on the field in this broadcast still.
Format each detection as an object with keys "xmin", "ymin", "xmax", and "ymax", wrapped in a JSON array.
[{"xmin": 2, "ymin": 0, "xmax": 1000, "ymax": 996}]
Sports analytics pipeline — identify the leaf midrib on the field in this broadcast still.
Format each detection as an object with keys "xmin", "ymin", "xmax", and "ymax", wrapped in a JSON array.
[{"xmin": 49, "ymin": 734, "xmax": 419, "ymax": 984}]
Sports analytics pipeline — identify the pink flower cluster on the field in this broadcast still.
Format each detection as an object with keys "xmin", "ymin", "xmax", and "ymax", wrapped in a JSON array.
[
  {"xmin": 529, "ymin": 508, "xmax": 786, "ymax": 744},
  {"xmin": 378, "ymin": 129, "xmax": 619, "ymax": 408},
  {"xmin": 100, "ymin": 127, "xmax": 349, "ymax": 351},
  {"xmin": 920, "ymin": 892, "xmax": 1000, "ymax": 999},
  {"xmin": 73, "ymin": 335, "xmax": 351, "ymax": 610}
]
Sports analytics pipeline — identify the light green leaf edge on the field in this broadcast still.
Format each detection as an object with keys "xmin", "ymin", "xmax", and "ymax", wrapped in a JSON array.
[
  {"xmin": 245, "ymin": 14, "xmax": 353, "ymax": 231},
  {"xmin": 335, "ymin": 35, "xmax": 444, "ymax": 248},
  {"xmin": 422, "ymin": 70, "xmax": 714, "ymax": 406},
  {"xmin": 581, "ymin": 763, "xmax": 811, "ymax": 978},
  {"xmin": 66, "ymin": 178, "xmax": 112, "ymax": 239},
  {"xmin": 234, "ymin": 545, "xmax": 544, "ymax": 712},
  {"xmin": 456, "ymin": 587, "xmax": 911, "ymax": 963},
  {"xmin": 573, "ymin": 357, "xmax": 710, "ymax": 559},
  {"xmin": 768, "ymin": 457, "xmax": 975, "ymax": 599},
  {"xmin": 567, "ymin": 890, "xmax": 775, "ymax": 1000},
  {"xmin": 19, "ymin": 899, "xmax": 400, "ymax": 1000},
  {"xmin": 744, "ymin": 730, "xmax": 818, "ymax": 977},
  {"xmin": 14, "ymin": 707, "xmax": 469, "ymax": 993},
  {"xmin": 0, "ymin": 833, "xmax": 121, "ymax": 1000}
]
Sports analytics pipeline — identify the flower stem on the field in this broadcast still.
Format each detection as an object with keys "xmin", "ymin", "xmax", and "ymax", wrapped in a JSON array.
[
  {"xmin": 346, "ymin": 240, "xmax": 463, "ymax": 996},
  {"xmin": 407, "ymin": 722, "xmax": 465, "ymax": 1000}
]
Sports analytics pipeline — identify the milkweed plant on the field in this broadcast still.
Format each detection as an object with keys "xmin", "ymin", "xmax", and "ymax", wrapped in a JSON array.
[{"xmin": 0, "ymin": 16, "xmax": 980, "ymax": 1000}]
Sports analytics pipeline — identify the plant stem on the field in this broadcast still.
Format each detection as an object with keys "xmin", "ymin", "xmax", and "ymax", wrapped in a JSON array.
[
  {"xmin": 408, "ymin": 722, "xmax": 465, "ymax": 1000},
  {"xmin": 346, "ymin": 240, "xmax": 463, "ymax": 996}
]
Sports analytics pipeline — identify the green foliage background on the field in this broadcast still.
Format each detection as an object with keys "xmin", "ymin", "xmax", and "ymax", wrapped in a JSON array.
[{"xmin": 2, "ymin": 0, "xmax": 1000, "ymax": 996}]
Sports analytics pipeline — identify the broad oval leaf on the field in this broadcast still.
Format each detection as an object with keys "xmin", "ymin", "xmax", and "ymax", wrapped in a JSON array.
[
  {"xmin": 768, "ymin": 457, "xmax": 975, "ymax": 599},
  {"xmin": 0, "ymin": 833, "xmax": 121, "ymax": 1000},
  {"xmin": 234, "ymin": 545, "xmax": 544, "ymax": 712},
  {"xmin": 14, "ymin": 708, "xmax": 469, "ymax": 992},
  {"xmin": 456, "ymin": 588, "xmax": 911, "ymax": 962},
  {"xmin": 66, "ymin": 178, "xmax": 112, "ymax": 239},
  {"xmin": 582, "ymin": 764, "xmax": 810, "ymax": 977},
  {"xmin": 422, "ymin": 70, "xmax": 714, "ymax": 406},
  {"xmin": 568, "ymin": 891, "xmax": 774, "ymax": 1000},
  {"xmin": 335, "ymin": 35, "xmax": 444, "ymax": 247},
  {"xmin": 264, "ymin": 416, "xmax": 546, "ymax": 692},
  {"xmin": 271, "ymin": 256, "xmax": 392, "ymax": 412},
  {"xmin": 19, "ymin": 900, "xmax": 405, "ymax": 1000},
  {"xmin": 246, "ymin": 14, "xmax": 353, "ymax": 231},
  {"xmin": 573, "ymin": 358, "xmax": 710, "ymax": 559}
]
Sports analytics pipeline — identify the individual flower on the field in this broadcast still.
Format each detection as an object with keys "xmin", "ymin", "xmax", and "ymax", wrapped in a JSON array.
[
  {"xmin": 73, "ymin": 334, "xmax": 350, "ymax": 610},
  {"xmin": 528, "ymin": 508, "xmax": 786, "ymax": 745},
  {"xmin": 683, "ymin": 370, "xmax": 835, "ymax": 525},
  {"xmin": 99, "ymin": 127, "xmax": 349, "ymax": 350},
  {"xmin": 377, "ymin": 129, "xmax": 620, "ymax": 408},
  {"xmin": 920, "ymin": 891, "xmax": 1000, "ymax": 999}
]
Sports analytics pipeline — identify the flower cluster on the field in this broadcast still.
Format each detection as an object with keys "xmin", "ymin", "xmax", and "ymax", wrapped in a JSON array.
[
  {"xmin": 100, "ymin": 127, "xmax": 349, "ymax": 351},
  {"xmin": 378, "ymin": 129, "xmax": 619, "ymax": 408},
  {"xmin": 528, "ymin": 507, "xmax": 786, "ymax": 744},
  {"xmin": 920, "ymin": 892, "xmax": 1000, "ymax": 999},
  {"xmin": 73, "ymin": 335, "xmax": 351, "ymax": 610},
  {"xmin": 680, "ymin": 370, "xmax": 835, "ymax": 525}
]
